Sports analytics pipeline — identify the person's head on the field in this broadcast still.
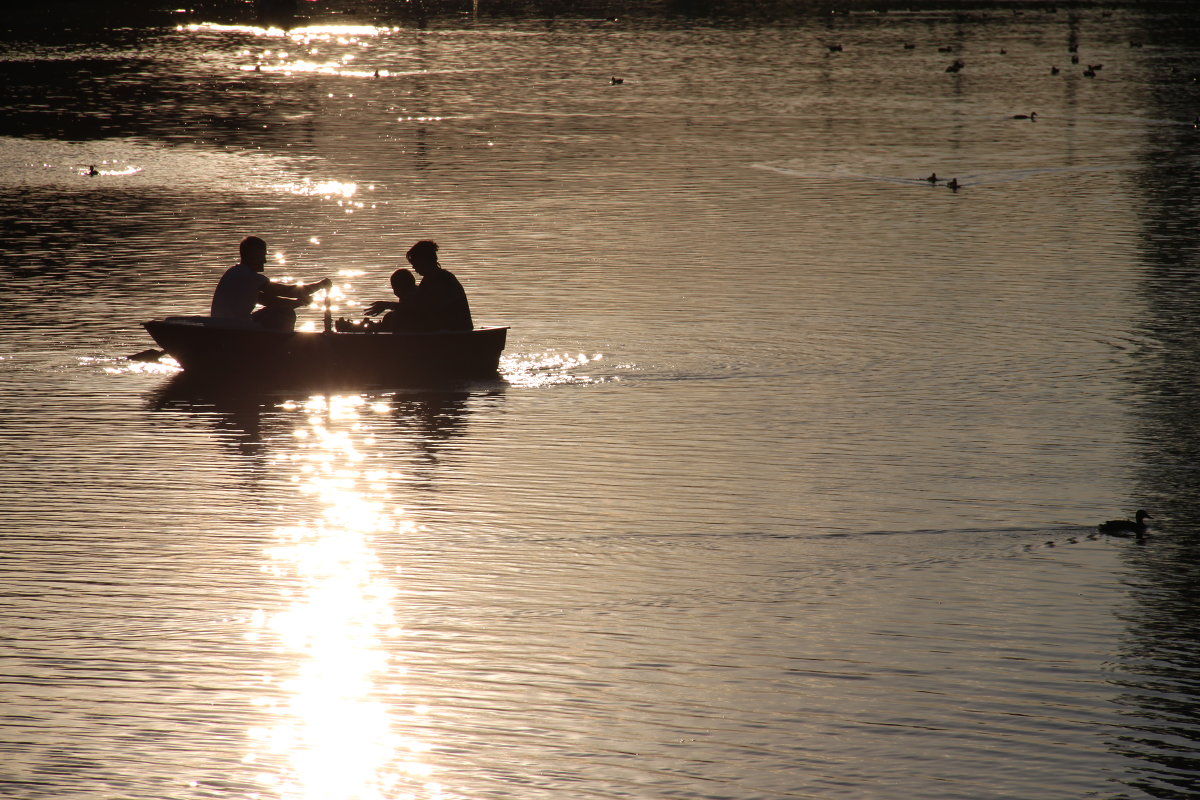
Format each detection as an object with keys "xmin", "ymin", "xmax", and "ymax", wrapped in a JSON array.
[
  {"xmin": 390, "ymin": 268, "xmax": 416, "ymax": 299},
  {"xmin": 405, "ymin": 240, "xmax": 439, "ymax": 275},
  {"xmin": 239, "ymin": 236, "xmax": 268, "ymax": 270}
]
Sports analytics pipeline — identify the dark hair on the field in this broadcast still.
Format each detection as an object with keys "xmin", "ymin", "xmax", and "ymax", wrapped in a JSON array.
[
  {"xmin": 406, "ymin": 240, "xmax": 438, "ymax": 262},
  {"xmin": 390, "ymin": 268, "xmax": 416, "ymax": 297},
  {"xmin": 240, "ymin": 235, "xmax": 267, "ymax": 260}
]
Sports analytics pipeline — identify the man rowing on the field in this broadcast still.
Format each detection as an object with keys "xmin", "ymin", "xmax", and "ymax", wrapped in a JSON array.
[{"xmin": 210, "ymin": 236, "xmax": 331, "ymax": 331}]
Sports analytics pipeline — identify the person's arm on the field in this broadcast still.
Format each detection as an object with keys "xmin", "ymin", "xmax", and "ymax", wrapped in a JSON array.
[
  {"xmin": 266, "ymin": 277, "xmax": 331, "ymax": 299},
  {"xmin": 364, "ymin": 300, "xmax": 402, "ymax": 316},
  {"xmin": 258, "ymin": 291, "xmax": 307, "ymax": 309}
]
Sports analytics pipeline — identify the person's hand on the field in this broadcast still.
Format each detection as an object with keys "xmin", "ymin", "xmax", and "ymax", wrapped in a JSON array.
[{"xmin": 364, "ymin": 301, "xmax": 393, "ymax": 317}]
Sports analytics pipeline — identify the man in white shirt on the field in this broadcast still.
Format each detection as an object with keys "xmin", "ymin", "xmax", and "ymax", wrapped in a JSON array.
[{"xmin": 210, "ymin": 236, "xmax": 331, "ymax": 330}]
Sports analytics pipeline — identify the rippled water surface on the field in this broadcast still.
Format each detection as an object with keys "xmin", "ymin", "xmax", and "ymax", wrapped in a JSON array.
[{"xmin": 4, "ymin": 2, "xmax": 1200, "ymax": 798}]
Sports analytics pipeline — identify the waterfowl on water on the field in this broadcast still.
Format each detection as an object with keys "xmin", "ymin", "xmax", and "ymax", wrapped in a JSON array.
[
  {"xmin": 925, "ymin": 173, "xmax": 939, "ymax": 183},
  {"xmin": 1050, "ymin": 66, "xmax": 1060, "ymax": 75},
  {"xmin": 1098, "ymin": 510, "xmax": 1151, "ymax": 536},
  {"xmin": 947, "ymin": 178, "xmax": 960, "ymax": 190},
  {"xmin": 87, "ymin": 165, "xmax": 99, "ymax": 176},
  {"xmin": 610, "ymin": 76, "xmax": 623, "ymax": 85},
  {"xmin": 1012, "ymin": 112, "xmax": 1037, "ymax": 120}
]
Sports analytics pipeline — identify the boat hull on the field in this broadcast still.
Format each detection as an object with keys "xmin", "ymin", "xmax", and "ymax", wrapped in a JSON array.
[{"xmin": 143, "ymin": 320, "xmax": 508, "ymax": 386}]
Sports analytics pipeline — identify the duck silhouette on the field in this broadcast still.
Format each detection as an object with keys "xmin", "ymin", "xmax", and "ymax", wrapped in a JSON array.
[
  {"xmin": 924, "ymin": 173, "xmax": 939, "ymax": 184},
  {"xmin": 947, "ymin": 178, "xmax": 960, "ymax": 190},
  {"xmin": 1098, "ymin": 510, "xmax": 1151, "ymax": 536},
  {"xmin": 1012, "ymin": 112, "xmax": 1038, "ymax": 120},
  {"xmin": 1050, "ymin": 66, "xmax": 1060, "ymax": 75}
]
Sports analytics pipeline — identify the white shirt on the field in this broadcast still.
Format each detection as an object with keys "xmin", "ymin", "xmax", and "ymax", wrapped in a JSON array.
[{"xmin": 210, "ymin": 263, "xmax": 269, "ymax": 321}]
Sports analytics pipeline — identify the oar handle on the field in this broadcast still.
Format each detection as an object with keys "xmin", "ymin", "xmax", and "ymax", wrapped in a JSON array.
[{"xmin": 323, "ymin": 284, "xmax": 333, "ymax": 334}]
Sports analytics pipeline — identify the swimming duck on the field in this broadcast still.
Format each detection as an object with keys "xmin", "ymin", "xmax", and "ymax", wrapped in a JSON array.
[
  {"xmin": 1050, "ymin": 66, "xmax": 1060, "ymax": 75},
  {"xmin": 1098, "ymin": 510, "xmax": 1151, "ymax": 536},
  {"xmin": 87, "ymin": 165, "xmax": 99, "ymax": 176},
  {"xmin": 925, "ymin": 173, "xmax": 939, "ymax": 183},
  {"xmin": 610, "ymin": 76, "xmax": 623, "ymax": 85},
  {"xmin": 1012, "ymin": 111, "xmax": 1037, "ymax": 120},
  {"xmin": 947, "ymin": 178, "xmax": 960, "ymax": 190}
]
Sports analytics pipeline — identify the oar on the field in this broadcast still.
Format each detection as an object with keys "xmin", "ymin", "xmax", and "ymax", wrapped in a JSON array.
[{"xmin": 323, "ymin": 285, "xmax": 333, "ymax": 334}]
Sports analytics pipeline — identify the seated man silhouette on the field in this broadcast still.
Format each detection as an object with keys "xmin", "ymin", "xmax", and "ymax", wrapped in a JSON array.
[
  {"xmin": 210, "ymin": 236, "xmax": 331, "ymax": 331},
  {"xmin": 363, "ymin": 240, "xmax": 473, "ymax": 331}
]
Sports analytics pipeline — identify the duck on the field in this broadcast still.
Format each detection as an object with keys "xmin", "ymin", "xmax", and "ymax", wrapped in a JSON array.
[
  {"xmin": 827, "ymin": 44, "xmax": 843, "ymax": 53},
  {"xmin": 947, "ymin": 178, "xmax": 960, "ymax": 190},
  {"xmin": 86, "ymin": 165, "xmax": 100, "ymax": 176},
  {"xmin": 610, "ymin": 76, "xmax": 623, "ymax": 85},
  {"xmin": 1012, "ymin": 111, "xmax": 1038, "ymax": 120},
  {"xmin": 925, "ymin": 172, "xmax": 939, "ymax": 184},
  {"xmin": 1083, "ymin": 68, "xmax": 1096, "ymax": 78},
  {"xmin": 1098, "ymin": 510, "xmax": 1151, "ymax": 536},
  {"xmin": 1050, "ymin": 66, "xmax": 1060, "ymax": 75}
]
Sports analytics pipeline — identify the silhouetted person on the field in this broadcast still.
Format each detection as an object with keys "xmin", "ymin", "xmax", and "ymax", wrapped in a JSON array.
[
  {"xmin": 338, "ymin": 268, "xmax": 418, "ymax": 332},
  {"xmin": 211, "ymin": 236, "xmax": 331, "ymax": 331},
  {"xmin": 365, "ymin": 240, "xmax": 473, "ymax": 331}
]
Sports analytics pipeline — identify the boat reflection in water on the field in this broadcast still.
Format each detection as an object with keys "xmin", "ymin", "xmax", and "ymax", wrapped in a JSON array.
[{"xmin": 150, "ymin": 379, "xmax": 497, "ymax": 799}]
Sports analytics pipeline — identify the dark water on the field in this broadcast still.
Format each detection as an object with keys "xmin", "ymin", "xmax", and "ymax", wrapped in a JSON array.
[{"xmin": 4, "ymin": 3, "xmax": 1200, "ymax": 799}]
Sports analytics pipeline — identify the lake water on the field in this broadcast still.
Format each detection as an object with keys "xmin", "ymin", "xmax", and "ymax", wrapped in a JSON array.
[{"xmin": 3, "ymin": 1, "xmax": 1200, "ymax": 798}]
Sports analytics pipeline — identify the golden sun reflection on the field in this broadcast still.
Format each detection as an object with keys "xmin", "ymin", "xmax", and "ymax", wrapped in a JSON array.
[
  {"xmin": 182, "ymin": 22, "xmax": 401, "ymax": 80},
  {"xmin": 246, "ymin": 394, "xmax": 442, "ymax": 800},
  {"xmin": 502, "ymin": 351, "xmax": 612, "ymax": 387}
]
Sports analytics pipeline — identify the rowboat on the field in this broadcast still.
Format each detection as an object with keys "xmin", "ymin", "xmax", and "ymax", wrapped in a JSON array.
[{"xmin": 142, "ymin": 317, "xmax": 508, "ymax": 386}]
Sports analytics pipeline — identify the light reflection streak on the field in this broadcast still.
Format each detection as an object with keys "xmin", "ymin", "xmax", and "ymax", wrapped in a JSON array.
[
  {"xmin": 245, "ymin": 394, "xmax": 444, "ymax": 800},
  {"xmin": 502, "ymin": 351, "xmax": 611, "ymax": 387},
  {"xmin": 180, "ymin": 24, "xmax": 399, "ymax": 39}
]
